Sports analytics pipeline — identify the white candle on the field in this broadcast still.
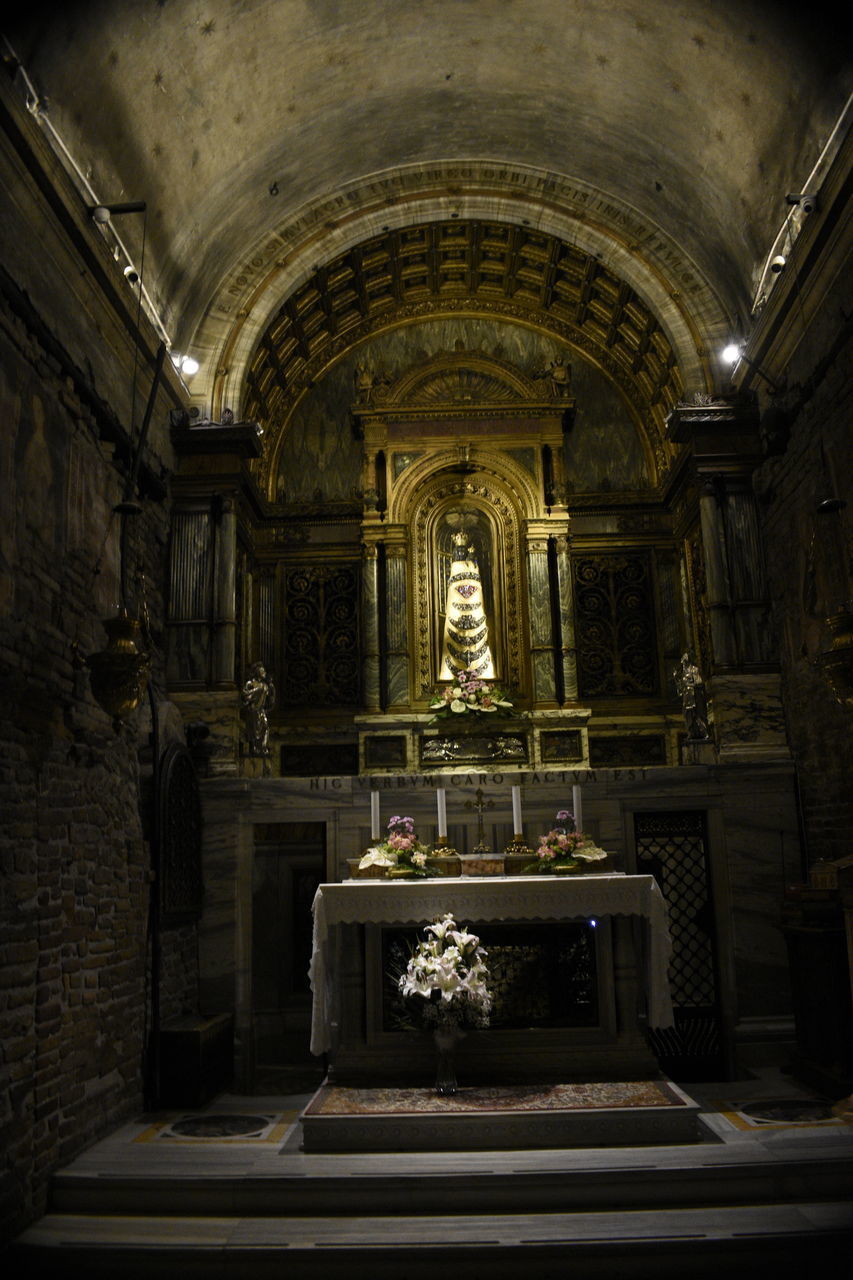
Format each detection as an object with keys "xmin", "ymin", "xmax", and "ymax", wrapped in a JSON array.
[
  {"xmin": 572, "ymin": 784, "xmax": 583, "ymax": 833},
  {"xmin": 511, "ymin": 784, "xmax": 522, "ymax": 836},
  {"xmin": 436, "ymin": 787, "xmax": 447, "ymax": 838},
  {"xmin": 370, "ymin": 790, "xmax": 380, "ymax": 841}
]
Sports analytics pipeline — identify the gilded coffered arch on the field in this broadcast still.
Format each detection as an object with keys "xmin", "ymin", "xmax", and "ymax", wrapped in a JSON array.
[{"xmin": 248, "ymin": 219, "xmax": 686, "ymax": 499}]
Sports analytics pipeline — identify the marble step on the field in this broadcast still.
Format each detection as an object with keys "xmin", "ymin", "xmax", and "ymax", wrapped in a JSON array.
[
  {"xmin": 11, "ymin": 1203, "xmax": 853, "ymax": 1278},
  {"xmin": 49, "ymin": 1146, "xmax": 853, "ymax": 1217}
]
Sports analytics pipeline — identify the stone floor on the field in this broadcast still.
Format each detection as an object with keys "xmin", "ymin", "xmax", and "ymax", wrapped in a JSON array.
[{"xmin": 11, "ymin": 1067, "xmax": 853, "ymax": 1278}]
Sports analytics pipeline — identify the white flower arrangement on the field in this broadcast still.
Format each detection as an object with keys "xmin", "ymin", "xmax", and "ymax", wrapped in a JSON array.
[
  {"xmin": 427, "ymin": 667, "xmax": 514, "ymax": 719},
  {"xmin": 398, "ymin": 913, "xmax": 492, "ymax": 1028}
]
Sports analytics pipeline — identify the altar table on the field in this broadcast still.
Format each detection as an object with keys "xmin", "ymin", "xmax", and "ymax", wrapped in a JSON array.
[{"xmin": 309, "ymin": 874, "xmax": 674, "ymax": 1072}]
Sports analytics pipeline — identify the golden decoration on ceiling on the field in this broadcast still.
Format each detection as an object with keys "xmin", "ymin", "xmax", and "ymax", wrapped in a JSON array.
[{"xmin": 244, "ymin": 219, "xmax": 683, "ymax": 491}]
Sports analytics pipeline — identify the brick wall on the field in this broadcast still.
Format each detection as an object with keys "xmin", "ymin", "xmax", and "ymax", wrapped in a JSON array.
[{"xmin": 0, "ymin": 215, "xmax": 195, "ymax": 1246}]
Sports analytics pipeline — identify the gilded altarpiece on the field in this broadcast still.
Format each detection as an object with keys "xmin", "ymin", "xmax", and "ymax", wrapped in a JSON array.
[
  {"xmin": 404, "ymin": 468, "xmax": 531, "ymax": 700},
  {"xmin": 357, "ymin": 349, "xmax": 572, "ymax": 709}
]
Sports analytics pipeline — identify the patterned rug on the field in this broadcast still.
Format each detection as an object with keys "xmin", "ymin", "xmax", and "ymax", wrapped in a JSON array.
[{"xmin": 305, "ymin": 1080, "xmax": 687, "ymax": 1116}]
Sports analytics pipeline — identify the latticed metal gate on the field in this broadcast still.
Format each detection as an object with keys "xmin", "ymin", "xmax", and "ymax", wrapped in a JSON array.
[{"xmin": 634, "ymin": 810, "xmax": 725, "ymax": 1080}]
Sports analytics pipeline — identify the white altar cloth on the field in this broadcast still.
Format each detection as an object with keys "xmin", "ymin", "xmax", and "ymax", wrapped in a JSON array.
[{"xmin": 309, "ymin": 874, "xmax": 674, "ymax": 1056}]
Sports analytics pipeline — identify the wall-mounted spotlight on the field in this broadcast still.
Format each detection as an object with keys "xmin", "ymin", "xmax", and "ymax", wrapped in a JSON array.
[
  {"xmin": 89, "ymin": 201, "xmax": 147, "ymax": 222},
  {"xmin": 170, "ymin": 352, "xmax": 200, "ymax": 378},
  {"xmin": 769, "ymin": 255, "xmax": 787, "ymax": 274},
  {"xmin": 785, "ymin": 193, "xmax": 819, "ymax": 214},
  {"xmin": 721, "ymin": 343, "xmax": 784, "ymax": 394},
  {"xmin": 123, "ymin": 264, "xmax": 140, "ymax": 284}
]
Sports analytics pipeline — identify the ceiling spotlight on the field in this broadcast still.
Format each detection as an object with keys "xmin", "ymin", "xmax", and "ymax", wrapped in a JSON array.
[
  {"xmin": 769, "ymin": 255, "xmax": 786, "ymax": 274},
  {"xmin": 92, "ymin": 205, "xmax": 111, "ymax": 224},
  {"xmin": 722, "ymin": 343, "xmax": 742, "ymax": 365},
  {"xmin": 123, "ymin": 264, "xmax": 140, "ymax": 284}
]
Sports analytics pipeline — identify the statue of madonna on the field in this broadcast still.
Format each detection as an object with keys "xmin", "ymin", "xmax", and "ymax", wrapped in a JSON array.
[{"xmin": 438, "ymin": 516, "xmax": 495, "ymax": 680}]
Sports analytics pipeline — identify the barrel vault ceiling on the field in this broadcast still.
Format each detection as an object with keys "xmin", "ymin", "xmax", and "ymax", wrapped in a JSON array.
[{"xmin": 4, "ymin": 0, "xmax": 848, "ymax": 463}]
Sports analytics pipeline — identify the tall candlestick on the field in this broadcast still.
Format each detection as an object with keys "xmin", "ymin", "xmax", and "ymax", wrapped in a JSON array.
[
  {"xmin": 436, "ymin": 787, "xmax": 447, "ymax": 838},
  {"xmin": 511, "ymin": 784, "xmax": 523, "ymax": 836},
  {"xmin": 572, "ymin": 784, "xmax": 583, "ymax": 833},
  {"xmin": 370, "ymin": 790, "xmax": 380, "ymax": 841}
]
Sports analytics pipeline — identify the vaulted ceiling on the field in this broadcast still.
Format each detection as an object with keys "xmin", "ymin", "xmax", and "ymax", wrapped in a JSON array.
[{"xmin": 4, "ymin": 0, "xmax": 848, "ymax": 440}]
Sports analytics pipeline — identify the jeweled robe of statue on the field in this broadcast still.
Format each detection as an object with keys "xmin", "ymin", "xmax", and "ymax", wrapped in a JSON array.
[{"xmin": 439, "ymin": 532, "xmax": 495, "ymax": 680}]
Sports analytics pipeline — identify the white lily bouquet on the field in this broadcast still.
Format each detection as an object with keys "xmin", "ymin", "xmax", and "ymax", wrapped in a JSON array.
[{"xmin": 398, "ymin": 913, "xmax": 492, "ymax": 1028}]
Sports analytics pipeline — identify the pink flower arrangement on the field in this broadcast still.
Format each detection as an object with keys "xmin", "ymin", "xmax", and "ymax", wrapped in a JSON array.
[
  {"xmin": 359, "ymin": 815, "xmax": 433, "ymax": 877},
  {"xmin": 524, "ymin": 809, "xmax": 609, "ymax": 874}
]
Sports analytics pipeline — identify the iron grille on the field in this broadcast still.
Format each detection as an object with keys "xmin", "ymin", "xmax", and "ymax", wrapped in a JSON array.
[{"xmin": 634, "ymin": 810, "xmax": 724, "ymax": 1078}]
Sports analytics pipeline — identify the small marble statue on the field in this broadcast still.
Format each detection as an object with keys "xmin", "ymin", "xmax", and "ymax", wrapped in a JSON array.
[
  {"xmin": 674, "ymin": 652, "xmax": 710, "ymax": 740},
  {"xmin": 241, "ymin": 662, "xmax": 275, "ymax": 756}
]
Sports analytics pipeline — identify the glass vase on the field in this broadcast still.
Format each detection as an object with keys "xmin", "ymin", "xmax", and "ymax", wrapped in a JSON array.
[{"xmin": 433, "ymin": 1022, "xmax": 463, "ymax": 1096}]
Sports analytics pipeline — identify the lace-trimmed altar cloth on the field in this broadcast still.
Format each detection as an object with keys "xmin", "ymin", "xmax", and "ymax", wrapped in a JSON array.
[{"xmin": 309, "ymin": 874, "xmax": 674, "ymax": 1056}]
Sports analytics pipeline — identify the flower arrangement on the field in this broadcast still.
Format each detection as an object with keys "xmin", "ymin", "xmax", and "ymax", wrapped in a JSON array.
[
  {"xmin": 523, "ymin": 808, "xmax": 609, "ymax": 874},
  {"xmin": 428, "ymin": 667, "xmax": 514, "ymax": 720},
  {"xmin": 358, "ymin": 815, "xmax": 433, "ymax": 878},
  {"xmin": 398, "ymin": 913, "xmax": 492, "ymax": 1028}
]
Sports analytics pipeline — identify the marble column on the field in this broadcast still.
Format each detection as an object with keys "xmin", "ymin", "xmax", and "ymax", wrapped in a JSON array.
[
  {"xmin": 700, "ymin": 478, "xmax": 774, "ymax": 669},
  {"xmin": 384, "ymin": 529, "xmax": 410, "ymax": 707},
  {"xmin": 525, "ymin": 525, "xmax": 557, "ymax": 705},
  {"xmin": 255, "ymin": 567, "xmax": 276, "ymax": 669},
  {"xmin": 360, "ymin": 539, "xmax": 381, "ymax": 711},
  {"xmin": 212, "ymin": 495, "xmax": 237, "ymax": 686},
  {"xmin": 552, "ymin": 530, "xmax": 578, "ymax": 701}
]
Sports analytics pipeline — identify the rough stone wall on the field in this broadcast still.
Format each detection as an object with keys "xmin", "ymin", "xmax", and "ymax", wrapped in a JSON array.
[
  {"xmin": 0, "ymin": 118, "xmax": 194, "ymax": 1242},
  {"xmin": 753, "ymin": 270, "xmax": 853, "ymax": 866}
]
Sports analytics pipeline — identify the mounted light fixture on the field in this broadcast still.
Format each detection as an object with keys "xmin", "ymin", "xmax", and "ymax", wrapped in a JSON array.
[
  {"xmin": 171, "ymin": 352, "xmax": 200, "ymax": 378},
  {"xmin": 785, "ymin": 193, "xmax": 819, "ymax": 214},
  {"xmin": 89, "ymin": 200, "xmax": 147, "ymax": 222},
  {"xmin": 722, "ymin": 342, "xmax": 784, "ymax": 394}
]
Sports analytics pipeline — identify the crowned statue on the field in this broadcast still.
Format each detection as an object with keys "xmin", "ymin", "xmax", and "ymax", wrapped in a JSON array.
[{"xmin": 439, "ymin": 513, "xmax": 495, "ymax": 680}]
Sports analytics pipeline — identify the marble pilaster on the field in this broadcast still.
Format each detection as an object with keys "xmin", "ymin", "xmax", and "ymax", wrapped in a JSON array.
[
  {"xmin": 212, "ymin": 497, "xmax": 237, "ymax": 685},
  {"xmin": 360, "ymin": 541, "xmax": 381, "ymax": 711},
  {"xmin": 553, "ymin": 530, "xmax": 578, "ymax": 700},
  {"xmin": 384, "ymin": 532, "xmax": 410, "ymax": 708},
  {"xmin": 525, "ymin": 528, "xmax": 556, "ymax": 705}
]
